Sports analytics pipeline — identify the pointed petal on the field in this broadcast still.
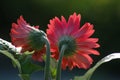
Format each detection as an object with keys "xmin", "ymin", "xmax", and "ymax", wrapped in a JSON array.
[
  {"xmin": 65, "ymin": 13, "xmax": 81, "ymax": 35},
  {"xmin": 72, "ymin": 23, "xmax": 94, "ymax": 38}
]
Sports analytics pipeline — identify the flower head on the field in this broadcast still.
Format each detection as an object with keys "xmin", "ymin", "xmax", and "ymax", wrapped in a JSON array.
[
  {"xmin": 10, "ymin": 16, "xmax": 46, "ymax": 62},
  {"xmin": 47, "ymin": 13, "xmax": 100, "ymax": 70}
]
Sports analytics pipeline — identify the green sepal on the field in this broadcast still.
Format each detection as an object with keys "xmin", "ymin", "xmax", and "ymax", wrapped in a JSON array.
[{"xmin": 28, "ymin": 30, "xmax": 46, "ymax": 50}]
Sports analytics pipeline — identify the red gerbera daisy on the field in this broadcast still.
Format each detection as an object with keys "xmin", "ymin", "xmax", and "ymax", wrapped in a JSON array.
[
  {"xmin": 47, "ymin": 13, "xmax": 100, "ymax": 70},
  {"xmin": 10, "ymin": 16, "xmax": 46, "ymax": 62}
]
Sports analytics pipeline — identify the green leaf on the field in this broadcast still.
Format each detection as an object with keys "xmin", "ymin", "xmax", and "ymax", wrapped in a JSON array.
[
  {"xmin": 0, "ymin": 38, "xmax": 43, "ymax": 75},
  {"xmin": 74, "ymin": 53, "xmax": 120, "ymax": 80},
  {"xmin": 21, "ymin": 61, "xmax": 43, "ymax": 74},
  {"xmin": 18, "ymin": 74, "xmax": 30, "ymax": 80},
  {"xmin": 50, "ymin": 57, "xmax": 57, "ymax": 79},
  {"xmin": 23, "ymin": 51, "xmax": 34, "ymax": 55},
  {"xmin": 18, "ymin": 54, "xmax": 43, "ymax": 74},
  {"xmin": 0, "ymin": 50, "xmax": 21, "ymax": 73}
]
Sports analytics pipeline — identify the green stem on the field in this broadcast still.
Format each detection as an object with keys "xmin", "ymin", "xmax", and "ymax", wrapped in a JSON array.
[
  {"xmin": 43, "ymin": 36, "xmax": 51, "ymax": 80},
  {"xmin": 56, "ymin": 45, "xmax": 66, "ymax": 80},
  {"xmin": 18, "ymin": 74, "xmax": 30, "ymax": 80}
]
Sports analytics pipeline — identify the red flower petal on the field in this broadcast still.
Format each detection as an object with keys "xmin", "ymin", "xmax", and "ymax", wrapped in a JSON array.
[
  {"xmin": 32, "ymin": 48, "xmax": 46, "ymax": 62},
  {"xmin": 10, "ymin": 16, "xmax": 45, "ymax": 62},
  {"xmin": 72, "ymin": 23, "xmax": 94, "ymax": 38},
  {"xmin": 47, "ymin": 12, "xmax": 100, "ymax": 70}
]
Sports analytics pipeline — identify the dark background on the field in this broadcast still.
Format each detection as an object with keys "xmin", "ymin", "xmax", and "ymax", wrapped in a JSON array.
[{"xmin": 0, "ymin": 0, "xmax": 120, "ymax": 80}]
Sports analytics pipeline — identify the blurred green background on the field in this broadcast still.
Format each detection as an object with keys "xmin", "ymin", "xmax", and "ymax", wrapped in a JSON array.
[{"xmin": 0, "ymin": 0, "xmax": 120, "ymax": 80}]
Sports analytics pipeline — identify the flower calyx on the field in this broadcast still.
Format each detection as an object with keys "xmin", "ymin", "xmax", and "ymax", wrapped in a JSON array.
[
  {"xmin": 58, "ymin": 36, "xmax": 77, "ymax": 57},
  {"xmin": 28, "ymin": 29, "xmax": 46, "ymax": 50}
]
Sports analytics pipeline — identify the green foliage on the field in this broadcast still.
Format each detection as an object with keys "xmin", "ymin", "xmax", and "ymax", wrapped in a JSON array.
[
  {"xmin": 0, "ymin": 50, "xmax": 22, "ymax": 73},
  {"xmin": 50, "ymin": 58, "xmax": 57, "ymax": 79},
  {"xmin": 18, "ymin": 74, "xmax": 30, "ymax": 80},
  {"xmin": 18, "ymin": 53, "xmax": 44, "ymax": 74},
  {"xmin": 0, "ymin": 38, "xmax": 44, "ymax": 75},
  {"xmin": 74, "ymin": 53, "xmax": 120, "ymax": 80},
  {"xmin": 0, "ymin": 46, "xmax": 43, "ymax": 80}
]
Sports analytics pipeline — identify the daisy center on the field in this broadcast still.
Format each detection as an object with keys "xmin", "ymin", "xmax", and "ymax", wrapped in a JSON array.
[{"xmin": 58, "ymin": 36, "xmax": 77, "ymax": 56}]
